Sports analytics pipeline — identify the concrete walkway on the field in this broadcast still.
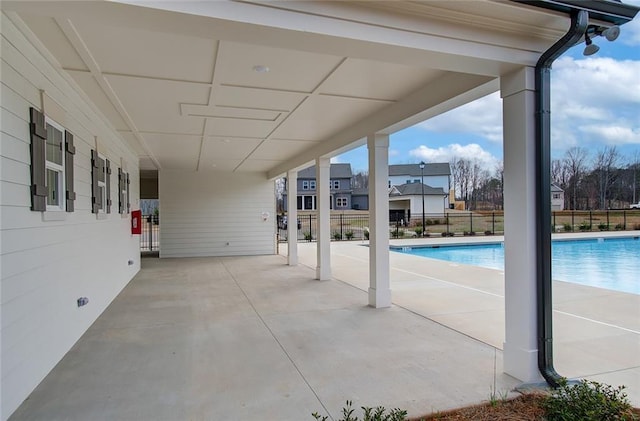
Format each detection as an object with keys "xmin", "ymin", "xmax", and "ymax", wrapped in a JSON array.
[
  {"xmin": 11, "ymin": 254, "xmax": 519, "ymax": 421},
  {"xmin": 290, "ymin": 232, "xmax": 640, "ymax": 406},
  {"xmin": 11, "ymin": 232, "xmax": 639, "ymax": 420}
]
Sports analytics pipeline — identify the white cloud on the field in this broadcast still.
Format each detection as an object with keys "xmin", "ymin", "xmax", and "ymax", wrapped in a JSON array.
[
  {"xmin": 580, "ymin": 125, "xmax": 640, "ymax": 144},
  {"xmin": 330, "ymin": 156, "xmax": 341, "ymax": 163},
  {"xmin": 409, "ymin": 143, "xmax": 500, "ymax": 171},
  {"xmin": 621, "ymin": 1, "xmax": 640, "ymax": 46},
  {"xmin": 551, "ymin": 56, "xmax": 640, "ymax": 149},
  {"xmin": 417, "ymin": 92, "xmax": 503, "ymax": 143}
]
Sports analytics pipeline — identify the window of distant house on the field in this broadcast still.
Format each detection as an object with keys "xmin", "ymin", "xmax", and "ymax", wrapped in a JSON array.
[
  {"xmin": 310, "ymin": 180, "xmax": 316, "ymax": 190},
  {"xmin": 553, "ymin": 193, "xmax": 561, "ymax": 199},
  {"xmin": 45, "ymin": 118, "xmax": 65, "ymax": 211},
  {"xmin": 331, "ymin": 180, "xmax": 340, "ymax": 190},
  {"xmin": 336, "ymin": 197, "xmax": 347, "ymax": 207},
  {"xmin": 302, "ymin": 180, "xmax": 309, "ymax": 190},
  {"xmin": 388, "ymin": 180, "xmax": 391, "ymax": 188}
]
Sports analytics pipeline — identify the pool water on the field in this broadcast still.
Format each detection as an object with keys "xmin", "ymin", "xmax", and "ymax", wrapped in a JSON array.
[{"xmin": 393, "ymin": 237, "xmax": 640, "ymax": 294}]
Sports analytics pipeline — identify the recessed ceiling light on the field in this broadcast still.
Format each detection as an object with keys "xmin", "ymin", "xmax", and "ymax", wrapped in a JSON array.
[
  {"xmin": 252, "ymin": 65, "xmax": 270, "ymax": 73},
  {"xmin": 223, "ymin": 139, "xmax": 231, "ymax": 143},
  {"xmin": 211, "ymin": 163, "xmax": 217, "ymax": 168}
]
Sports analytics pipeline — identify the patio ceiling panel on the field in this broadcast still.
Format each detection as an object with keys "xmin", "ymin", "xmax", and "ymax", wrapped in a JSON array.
[
  {"xmin": 105, "ymin": 74, "xmax": 209, "ymax": 136},
  {"xmin": 141, "ymin": 133, "xmax": 202, "ymax": 171},
  {"xmin": 199, "ymin": 136, "xmax": 263, "ymax": 171},
  {"xmin": 4, "ymin": 0, "xmax": 574, "ymax": 176}
]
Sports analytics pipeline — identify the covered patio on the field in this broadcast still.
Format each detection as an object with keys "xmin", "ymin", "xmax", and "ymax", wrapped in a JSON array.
[
  {"xmin": 10, "ymin": 254, "xmax": 520, "ymax": 420},
  {"xmin": 10, "ymin": 232, "xmax": 639, "ymax": 419},
  {"xmin": 2, "ymin": 1, "xmax": 638, "ymax": 419}
]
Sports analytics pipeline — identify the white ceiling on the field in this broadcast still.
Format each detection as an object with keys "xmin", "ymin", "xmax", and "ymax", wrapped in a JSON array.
[{"xmin": 4, "ymin": 0, "xmax": 570, "ymax": 177}]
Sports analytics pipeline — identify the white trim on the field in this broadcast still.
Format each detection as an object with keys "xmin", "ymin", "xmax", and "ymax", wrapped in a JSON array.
[{"xmin": 44, "ymin": 117, "xmax": 65, "ymax": 213}]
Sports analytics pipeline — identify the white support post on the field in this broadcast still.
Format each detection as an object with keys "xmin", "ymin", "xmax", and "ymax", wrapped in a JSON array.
[
  {"xmin": 367, "ymin": 134, "xmax": 391, "ymax": 308},
  {"xmin": 287, "ymin": 170, "xmax": 298, "ymax": 266},
  {"xmin": 501, "ymin": 67, "xmax": 544, "ymax": 383},
  {"xmin": 316, "ymin": 158, "xmax": 331, "ymax": 280}
]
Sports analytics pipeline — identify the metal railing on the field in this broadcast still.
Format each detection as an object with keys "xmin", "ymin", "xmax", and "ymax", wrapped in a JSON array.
[
  {"xmin": 277, "ymin": 210, "xmax": 640, "ymax": 242},
  {"xmin": 140, "ymin": 214, "xmax": 160, "ymax": 251}
]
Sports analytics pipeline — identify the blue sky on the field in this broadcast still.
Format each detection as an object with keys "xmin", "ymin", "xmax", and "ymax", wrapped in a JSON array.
[{"xmin": 336, "ymin": 6, "xmax": 640, "ymax": 174}]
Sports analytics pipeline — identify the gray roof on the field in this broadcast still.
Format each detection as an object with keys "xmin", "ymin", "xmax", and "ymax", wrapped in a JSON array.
[
  {"xmin": 297, "ymin": 163, "xmax": 352, "ymax": 179},
  {"xmin": 392, "ymin": 183, "xmax": 446, "ymax": 196},
  {"xmin": 389, "ymin": 163, "xmax": 451, "ymax": 177},
  {"xmin": 551, "ymin": 183, "xmax": 564, "ymax": 192}
]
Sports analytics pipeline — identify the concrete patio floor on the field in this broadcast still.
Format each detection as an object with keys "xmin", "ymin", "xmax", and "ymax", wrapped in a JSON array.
[
  {"xmin": 10, "ymin": 232, "xmax": 639, "ymax": 420},
  {"xmin": 289, "ymin": 232, "xmax": 640, "ymax": 407}
]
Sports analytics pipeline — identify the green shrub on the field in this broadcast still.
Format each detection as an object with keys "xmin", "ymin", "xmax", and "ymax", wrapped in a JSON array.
[
  {"xmin": 543, "ymin": 379, "xmax": 634, "ymax": 421},
  {"xmin": 579, "ymin": 221, "xmax": 592, "ymax": 231},
  {"xmin": 313, "ymin": 400, "xmax": 408, "ymax": 421},
  {"xmin": 333, "ymin": 231, "xmax": 343, "ymax": 241},
  {"xmin": 598, "ymin": 222, "xmax": 609, "ymax": 231},
  {"xmin": 634, "ymin": 223, "xmax": 640, "ymax": 230},
  {"xmin": 304, "ymin": 231, "xmax": 313, "ymax": 241},
  {"xmin": 364, "ymin": 230, "xmax": 369, "ymax": 240},
  {"xmin": 615, "ymin": 223, "xmax": 625, "ymax": 230},
  {"xmin": 484, "ymin": 230, "xmax": 493, "ymax": 235},
  {"xmin": 390, "ymin": 230, "xmax": 405, "ymax": 238},
  {"xmin": 414, "ymin": 227, "xmax": 424, "ymax": 237},
  {"xmin": 345, "ymin": 230, "xmax": 354, "ymax": 240},
  {"xmin": 563, "ymin": 223, "xmax": 573, "ymax": 232}
]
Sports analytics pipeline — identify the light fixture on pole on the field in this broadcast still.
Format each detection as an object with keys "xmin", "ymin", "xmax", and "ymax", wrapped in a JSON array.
[
  {"xmin": 419, "ymin": 161, "xmax": 426, "ymax": 237},
  {"xmin": 582, "ymin": 24, "xmax": 621, "ymax": 56}
]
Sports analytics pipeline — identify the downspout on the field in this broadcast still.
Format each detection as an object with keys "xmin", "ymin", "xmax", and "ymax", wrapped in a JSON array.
[{"xmin": 535, "ymin": 9, "xmax": 588, "ymax": 387}]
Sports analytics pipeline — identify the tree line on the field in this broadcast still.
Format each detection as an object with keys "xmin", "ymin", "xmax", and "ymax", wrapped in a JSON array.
[{"xmin": 449, "ymin": 146, "xmax": 640, "ymax": 211}]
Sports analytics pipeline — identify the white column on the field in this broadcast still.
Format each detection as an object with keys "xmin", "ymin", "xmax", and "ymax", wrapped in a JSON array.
[
  {"xmin": 316, "ymin": 158, "xmax": 331, "ymax": 280},
  {"xmin": 367, "ymin": 134, "xmax": 391, "ymax": 308},
  {"xmin": 287, "ymin": 170, "xmax": 298, "ymax": 266},
  {"xmin": 501, "ymin": 67, "xmax": 544, "ymax": 383}
]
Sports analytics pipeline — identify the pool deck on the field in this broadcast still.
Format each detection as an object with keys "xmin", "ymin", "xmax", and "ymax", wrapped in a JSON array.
[
  {"xmin": 286, "ymin": 231, "xmax": 640, "ymax": 405},
  {"xmin": 9, "ymin": 232, "xmax": 639, "ymax": 420}
]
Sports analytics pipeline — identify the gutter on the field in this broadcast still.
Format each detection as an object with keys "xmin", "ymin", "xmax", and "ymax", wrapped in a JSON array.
[
  {"xmin": 534, "ymin": 9, "xmax": 588, "ymax": 387},
  {"xmin": 513, "ymin": 0, "xmax": 639, "ymax": 25},
  {"xmin": 529, "ymin": 0, "xmax": 638, "ymax": 388}
]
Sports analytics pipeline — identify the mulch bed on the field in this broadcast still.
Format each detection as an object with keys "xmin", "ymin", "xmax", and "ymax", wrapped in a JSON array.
[{"xmin": 410, "ymin": 393, "xmax": 640, "ymax": 421}]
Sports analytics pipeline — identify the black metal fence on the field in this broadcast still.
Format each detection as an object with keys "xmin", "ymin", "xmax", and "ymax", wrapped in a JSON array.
[
  {"xmin": 140, "ymin": 214, "xmax": 160, "ymax": 251},
  {"xmin": 277, "ymin": 210, "xmax": 640, "ymax": 242}
]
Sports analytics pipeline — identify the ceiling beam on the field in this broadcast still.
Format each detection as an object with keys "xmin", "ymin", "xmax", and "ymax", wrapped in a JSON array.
[{"xmin": 267, "ymin": 72, "xmax": 494, "ymax": 179}]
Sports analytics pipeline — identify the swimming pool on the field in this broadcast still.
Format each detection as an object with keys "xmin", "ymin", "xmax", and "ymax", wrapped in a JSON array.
[{"xmin": 392, "ymin": 237, "xmax": 640, "ymax": 294}]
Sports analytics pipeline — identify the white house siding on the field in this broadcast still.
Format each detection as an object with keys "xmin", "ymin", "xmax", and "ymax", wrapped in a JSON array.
[
  {"xmin": 159, "ymin": 170, "xmax": 276, "ymax": 258},
  {"xmin": 1, "ymin": 14, "xmax": 140, "ymax": 420},
  {"xmin": 409, "ymin": 195, "xmax": 446, "ymax": 215}
]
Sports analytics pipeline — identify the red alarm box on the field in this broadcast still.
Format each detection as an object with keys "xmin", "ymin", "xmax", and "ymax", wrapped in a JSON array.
[{"xmin": 131, "ymin": 210, "xmax": 142, "ymax": 235}]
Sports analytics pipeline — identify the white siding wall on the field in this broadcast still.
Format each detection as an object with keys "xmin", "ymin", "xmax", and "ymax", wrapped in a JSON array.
[
  {"xmin": 1, "ymin": 13, "xmax": 140, "ymax": 420},
  {"xmin": 409, "ymin": 195, "xmax": 446, "ymax": 215},
  {"xmin": 159, "ymin": 170, "xmax": 276, "ymax": 258}
]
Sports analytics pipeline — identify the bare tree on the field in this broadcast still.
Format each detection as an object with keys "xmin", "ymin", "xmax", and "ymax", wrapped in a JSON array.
[
  {"xmin": 450, "ymin": 157, "xmax": 472, "ymax": 205},
  {"xmin": 592, "ymin": 146, "xmax": 620, "ymax": 209},
  {"xmin": 563, "ymin": 147, "xmax": 589, "ymax": 210},
  {"xmin": 351, "ymin": 171, "xmax": 369, "ymax": 189}
]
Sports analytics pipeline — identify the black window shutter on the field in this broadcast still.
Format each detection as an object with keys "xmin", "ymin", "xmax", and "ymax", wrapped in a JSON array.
[
  {"xmin": 118, "ymin": 168, "xmax": 124, "ymax": 214},
  {"xmin": 29, "ymin": 108, "xmax": 47, "ymax": 211},
  {"xmin": 65, "ymin": 131, "xmax": 76, "ymax": 212},
  {"xmin": 106, "ymin": 159, "xmax": 112, "ymax": 213},
  {"xmin": 91, "ymin": 149, "xmax": 100, "ymax": 213},
  {"xmin": 126, "ymin": 173, "xmax": 130, "ymax": 213}
]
